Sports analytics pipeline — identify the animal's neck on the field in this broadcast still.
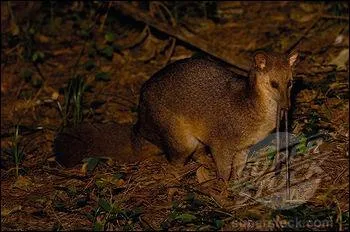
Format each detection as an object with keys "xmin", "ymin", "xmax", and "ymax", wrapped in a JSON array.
[{"xmin": 247, "ymin": 71, "xmax": 278, "ymax": 124}]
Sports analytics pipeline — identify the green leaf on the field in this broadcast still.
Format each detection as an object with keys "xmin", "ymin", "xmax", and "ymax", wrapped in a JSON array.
[
  {"xmin": 20, "ymin": 90, "xmax": 33, "ymax": 99},
  {"xmin": 175, "ymin": 213, "xmax": 197, "ymax": 223},
  {"xmin": 112, "ymin": 43, "xmax": 122, "ymax": 52},
  {"xmin": 86, "ymin": 157, "xmax": 100, "ymax": 172},
  {"xmin": 267, "ymin": 146, "xmax": 277, "ymax": 160},
  {"xmin": 98, "ymin": 198, "xmax": 112, "ymax": 212},
  {"xmin": 79, "ymin": 29, "xmax": 90, "ymax": 38},
  {"xmin": 95, "ymin": 72, "xmax": 110, "ymax": 81},
  {"xmin": 84, "ymin": 60, "xmax": 96, "ymax": 71},
  {"xmin": 101, "ymin": 46, "xmax": 114, "ymax": 58},
  {"xmin": 110, "ymin": 205, "xmax": 122, "ymax": 215},
  {"xmin": 95, "ymin": 179, "xmax": 106, "ymax": 189},
  {"xmin": 171, "ymin": 201, "xmax": 179, "ymax": 209},
  {"xmin": 68, "ymin": 186, "xmax": 77, "ymax": 196},
  {"xmin": 54, "ymin": 202, "xmax": 66, "ymax": 211},
  {"xmin": 85, "ymin": 212, "xmax": 95, "ymax": 222},
  {"xmin": 32, "ymin": 51, "xmax": 45, "ymax": 63},
  {"xmin": 185, "ymin": 192, "xmax": 195, "ymax": 202},
  {"xmin": 299, "ymin": 134, "xmax": 307, "ymax": 144},
  {"xmin": 29, "ymin": 27, "xmax": 36, "ymax": 35},
  {"xmin": 76, "ymin": 198, "xmax": 88, "ymax": 207},
  {"xmin": 113, "ymin": 172, "xmax": 125, "ymax": 180},
  {"xmin": 88, "ymin": 47, "xmax": 96, "ymax": 57},
  {"xmin": 214, "ymin": 219, "xmax": 225, "ymax": 229},
  {"xmin": 296, "ymin": 143, "xmax": 308, "ymax": 154},
  {"xmin": 93, "ymin": 221, "xmax": 105, "ymax": 231},
  {"xmin": 20, "ymin": 69, "xmax": 33, "ymax": 82},
  {"xmin": 31, "ymin": 78, "xmax": 42, "ymax": 88},
  {"xmin": 105, "ymin": 32, "xmax": 116, "ymax": 42},
  {"xmin": 296, "ymin": 134, "xmax": 308, "ymax": 155}
]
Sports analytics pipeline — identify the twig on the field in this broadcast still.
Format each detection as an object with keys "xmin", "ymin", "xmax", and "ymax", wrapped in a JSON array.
[
  {"xmin": 275, "ymin": 106, "xmax": 281, "ymax": 173},
  {"xmin": 113, "ymin": 2, "xmax": 249, "ymax": 76},
  {"xmin": 285, "ymin": 110, "xmax": 290, "ymax": 200},
  {"xmin": 99, "ymin": 2, "xmax": 112, "ymax": 32},
  {"xmin": 49, "ymin": 205, "xmax": 64, "ymax": 230},
  {"xmin": 119, "ymin": 25, "xmax": 150, "ymax": 50},
  {"xmin": 194, "ymin": 176, "xmax": 217, "ymax": 187},
  {"xmin": 170, "ymin": 163, "xmax": 201, "ymax": 181},
  {"xmin": 163, "ymin": 37, "xmax": 176, "ymax": 67},
  {"xmin": 149, "ymin": 2, "xmax": 177, "ymax": 66},
  {"xmin": 333, "ymin": 167, "xmax": 347, "ymax": 184},
  {"xmin": 15, "ymin": 79, "xmax": 26, "ymax": 98},
  {"xmin": 149, "ymin": 2, "xmax": 176, "ymax": 27},
  {"xmin": 286, "ymin": 15, "xmax": 323, "ymax": 54},
  {"xmin": 33, "ymin": 63, "xmax": 46, "ymax": 81},
  {"xmin": 43, "ymin": 166, "xmax": 90, "ymax": 180},
  {"xmin": 139, "ymin": 216, "xmax": 155, "ymax": 231},
  {"xmin": 321, "ymin": 15, "xmax": 349, "ymax": 21}
]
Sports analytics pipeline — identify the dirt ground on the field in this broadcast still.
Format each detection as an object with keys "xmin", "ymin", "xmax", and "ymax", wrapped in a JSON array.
[{"xmin": 1, "ymin": 2, "xmax": 349, "ymax": 231}]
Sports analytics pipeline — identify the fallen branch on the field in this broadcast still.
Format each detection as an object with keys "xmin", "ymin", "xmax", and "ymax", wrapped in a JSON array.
[
  {"xmin": 321, "ymin": 15, "xmax": 349, "ymax": 20},
  {"xmin": 113, "ymin": 2, "xmax": 249, "ymax": 77},
  {"xmin": 286, "ymin": 15, "xmax": 323, "ymax": 54}
]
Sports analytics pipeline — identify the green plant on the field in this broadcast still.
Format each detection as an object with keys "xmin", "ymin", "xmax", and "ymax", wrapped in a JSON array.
[
  {"xmin": 302, "ymin": 110, "xmax": 321, "ymax": 137},
  {"xmin": 86, "ymin": 198, "xmax": 142, "ymax": 231},
  {"xmin": 95, "ymin": 72, "xmax": 110, "ymax": 81},
  {"xmin": 61, "ymin": 75, "xmax": 88, "ymax": 128},
  {"xmin": 267, "ymin": 146, "xmax": 277, "ymax": 161},
  {"xmin": 11, "ymin": 125, "xmax": 25, "ymax": 177},
  {"xmin": 296, "ymin": 134, "xmax": 308, "ymax": 155}
]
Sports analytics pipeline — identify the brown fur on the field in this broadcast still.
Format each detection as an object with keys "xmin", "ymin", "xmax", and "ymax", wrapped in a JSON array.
[{"xmin": 54, "ymin": 51, "xmax": 297, "ymax": 180}]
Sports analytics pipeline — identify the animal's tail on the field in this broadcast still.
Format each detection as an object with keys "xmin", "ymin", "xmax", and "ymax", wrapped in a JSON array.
[{"xmin": 54, "ymin": 123, "xmax": 157, "ymax": 167}]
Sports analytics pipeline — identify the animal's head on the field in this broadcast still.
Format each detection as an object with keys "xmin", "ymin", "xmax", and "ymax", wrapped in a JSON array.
[{"xmin": 252, "ymin": 50, "xmax": 298, "ymax": 110}]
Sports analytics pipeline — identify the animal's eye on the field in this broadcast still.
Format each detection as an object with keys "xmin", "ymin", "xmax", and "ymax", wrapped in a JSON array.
[
  {"xmin": 270, "ymin": 81, "xmax": 279, "ymax": 89},
  {"xmin": 287, "ymin": 80, "xmax": 293, "ymax": 87}
]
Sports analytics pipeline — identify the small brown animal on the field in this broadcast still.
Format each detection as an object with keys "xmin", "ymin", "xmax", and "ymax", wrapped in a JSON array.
[{"xmin": 54, "ymin": 50, "xmax": 298, "ymax": 180}]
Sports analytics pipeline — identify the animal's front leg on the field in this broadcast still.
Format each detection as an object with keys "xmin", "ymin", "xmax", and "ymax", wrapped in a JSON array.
[
  {"xmin": 231, "ymin": 150, "xmax": 248, "ymax": 180},
  {"xmin": 212, "ymin": 147, "xmax": 233, "ymax": 181}
]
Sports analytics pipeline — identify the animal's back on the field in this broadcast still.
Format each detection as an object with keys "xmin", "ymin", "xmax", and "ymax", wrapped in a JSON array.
[
  {"xmin": 140, "ymin": 58, "xmax": 247, "ymax": 117},
  {"xmin": 137, "ymin": 57, "xmax": 249, "ymax": 148}
]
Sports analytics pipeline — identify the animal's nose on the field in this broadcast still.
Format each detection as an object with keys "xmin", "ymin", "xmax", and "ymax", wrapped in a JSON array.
[
  {"xmin": 280, "ymin": 102, "xmax": 290, "ymax": 111},
  {"xmin": 280, "ymin": 96, "xmax": 291, "ymax": 111}
]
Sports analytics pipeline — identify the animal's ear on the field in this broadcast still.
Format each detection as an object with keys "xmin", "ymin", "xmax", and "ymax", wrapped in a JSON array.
[
  {"xmin": 288, "ymin": 50, "xmax": 299, "ymax": 67},
  {"xmin": 254, "ymin": 52, "xmax": 267, "ymax": 70}
]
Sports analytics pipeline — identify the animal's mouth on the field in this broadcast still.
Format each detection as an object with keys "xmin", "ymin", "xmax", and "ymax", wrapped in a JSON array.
[{"xmin": 280, "ymin": 105, "xmax": 289, "ymax": 111}]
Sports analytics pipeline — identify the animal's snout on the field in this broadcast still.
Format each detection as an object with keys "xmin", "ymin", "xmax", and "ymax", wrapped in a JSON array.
[
  {"xmin": 280, "ymin": 91, "xmax": 291, "ymax": 110},
  {"xmin": 280, "ymin": 103, "xmax": 290, "ymax": 111}
]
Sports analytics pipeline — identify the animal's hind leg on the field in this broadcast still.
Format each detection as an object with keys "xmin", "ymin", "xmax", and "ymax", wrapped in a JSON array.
[
  {"xmin": 160, "ymin": 131, "xmax": 201, "ymax": 182},
  {"xmin": 138, "ymin": 103, "xmax": 199, "ymax": 165},
  {"xmin": 163, "ymin": 133, "xmax": 199, "ymax": 166},
  {"xmin": 159, "ymin": 122, "xmax": 200, "ymax": 166}
]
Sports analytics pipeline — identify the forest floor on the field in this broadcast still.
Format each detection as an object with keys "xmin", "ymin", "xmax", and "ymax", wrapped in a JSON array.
[{"xmin": 1, "ymin": 2, "xmax": 349, "ymax": 231}]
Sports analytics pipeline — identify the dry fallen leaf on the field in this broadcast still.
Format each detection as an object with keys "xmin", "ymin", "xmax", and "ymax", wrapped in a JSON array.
[
  {"xmin": 196, "ymin": 166, "xmax": 212, "ymax": 183},
  {"xmin": 1, "ymin": 205, "xmax": 22, "ymax": 217},
  {"xmin": 329, "ymin": 49, "xmax": 349, "ymax": 70},
  {"xmin": 34, "ymin": 34, "xmax": 50, "ymax": 43},
  {"xmin": 13, "ymin": 176, "xmax": 34, "ymax": 191}
]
